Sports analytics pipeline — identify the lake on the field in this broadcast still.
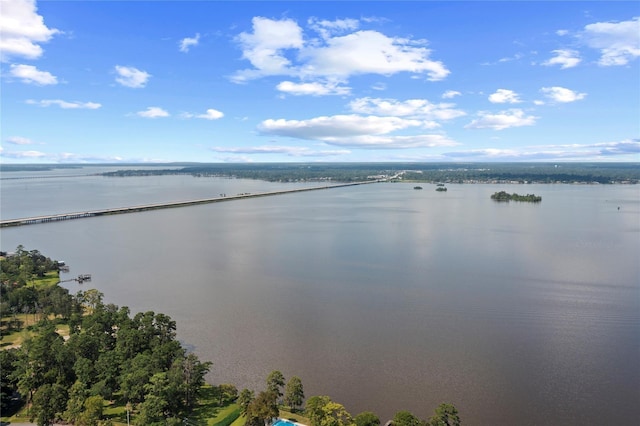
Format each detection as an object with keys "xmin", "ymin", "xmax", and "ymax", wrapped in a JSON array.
[{"xmin": 1, "ymin": 170, "xmax": 639, "ymax": 425}]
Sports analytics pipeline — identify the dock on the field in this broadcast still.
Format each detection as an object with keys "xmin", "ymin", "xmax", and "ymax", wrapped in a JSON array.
[{"xmin": 0, "ymin": 180, "xmax": 380, "ymax": 228}]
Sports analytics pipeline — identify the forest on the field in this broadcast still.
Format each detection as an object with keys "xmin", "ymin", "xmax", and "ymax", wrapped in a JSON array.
[
  {"xmin": 1, "ymin": 247, "xmax": 460, "ymax": 426},
  {"xmin": 0, "ymin": 162, "xmax": 624, "ymax": 184}
]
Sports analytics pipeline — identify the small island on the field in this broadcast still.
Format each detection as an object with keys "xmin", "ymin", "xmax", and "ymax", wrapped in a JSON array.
[
  {"xmin": 413, "ymin": 186, "xmax": 423, "ymax": 190},
  {"xmin": 491, "ymin": 191, "xmax": 541, "ymax": 202},
  {"xmin": 436, "ymin": 187, "xmax": 447, "ymax": 192}
]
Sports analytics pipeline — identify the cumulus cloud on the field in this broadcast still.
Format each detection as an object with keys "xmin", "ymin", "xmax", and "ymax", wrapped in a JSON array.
[
  {"xmin": 137, "ymin": 107, "xmax": 169, "ymax": 118},
  {"xmin": 488, "ymin": 89, "xmax": 522, "ymax": 104},
  {"xmin": 9, "ymin": 64, "xmax": 57, "ymax": 85},
  {"xmin": 211, "ymin": 145, "xmax": 350, "ymax": 157},
  {"xmin": 582, "ymin": 16, "xmax": 640, "ymax": 66},
  {"xmin": 349, "ymin": 97, "xmax": 465, "ymax": 121},
  {"xmin": 277, "ymin": 80, "xmax": 350, "ymax": 96},
  {"xmin": 0, "ymin": 0, "xmax": 60, "ymax": 61},
  {"xmin": 26, "ymin": 99, "xmax": 101, "ymax": 109},
  {"xmin": 232, "ymin": 16, "xmax": 449, "ymax": 88},
  {"xmin": 258, "ymin": 114, "xmax": 458, "ymax": 149},
  {"xmin": 303, "ymin": 30, "xmax": 449, "ymax": 81},
  {"xmin": 542, "ymin": 49, "xmax": 581, "ymax": 69},
  {"xmin": 540, "ymin": 86, "xmax": 586, "ymax": 103},
  {"xmin": 465, "ymin": 109, "xmax": 537, "ymax": 130},
  {"xmin": 233, "ymin": 17, "xmax": 304, "ymax": 81},
  {"xmin": 442, "ymin": 90, "xmax": 461, "ymax": 99},
  {"xmin": 179, "ymin": 33, "xmax": 200, "ymax": 52},
  {"xmin": 115, "ymin": 65, "xmax": 151, "ymax": 88},
  {"xmin": 5, "ymin": 136, "xmax": 34, "ymax": 145},
  {"xmin": 260, "ymin": 115, "xmax": 421, "ymax": 138}
]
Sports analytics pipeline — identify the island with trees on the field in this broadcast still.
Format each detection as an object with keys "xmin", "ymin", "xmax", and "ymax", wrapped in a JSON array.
[
  {"xmin": 490, "ymin": 191, "xmax": 541, "ymax": 202},
  {"xmin": 1, "ymin": 246, "xmax": 461, "ymax": 426}
]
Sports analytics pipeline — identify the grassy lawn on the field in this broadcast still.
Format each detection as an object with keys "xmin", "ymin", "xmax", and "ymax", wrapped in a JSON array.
[
  {"xmin": 27, "ymin": 270, "xmax": 61, "ymax": 288},
  {"xmin": 0, "ymin": 314, "xmax": 70, "ymax": 348},
  {"xmin": 188, "ymin": 385, "xmax": 241, "ymax": 426},
  {"xmin": 279, "ymin": 409, "xmax": 310, "ymax": 425}
]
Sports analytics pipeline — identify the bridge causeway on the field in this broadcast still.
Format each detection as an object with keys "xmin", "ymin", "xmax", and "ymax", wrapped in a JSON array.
[{"xmin": 0, "ymin": 180, "xmax": 379, "ymax": 228}]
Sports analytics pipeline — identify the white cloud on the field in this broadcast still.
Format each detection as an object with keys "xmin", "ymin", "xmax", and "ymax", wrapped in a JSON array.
[
  {"xmin": 442, "ymin": 90, "xmax": 461, "ymax": 99},
  {"xmin": 181, "ymin": 108, "xmax": 225, "ymax": 120},
  {"xmin": 276, "ymin": 80, "xmax": 350, "ymax": 96},
  {"xmin": 488, "ymin": 89, "xmax": 522, "ymax": 104},
  {"xmin": 115, "ymin": 65, "xmax": 151, "ymax": 88},
  {"xmin": 0, "ymin": 0, "xmax": 60, "ymax": 61},
  {"xmin": 303, "ymin": 30, "xmax": 449, "ymax": 81},
  {"xmin": 198, "ymin": 109, "xmax": 224, "ymax": 120},
  {"xmin": 179, "ymin": 33, "xmax": 200, "ymax": 52},
  {"xmin": 5, "ymin": 136, "xmax": 34, "ymax": 145},
  {"xmin": 556, "ymin": 29, "xmax": 569, "ymax": 36},
  {"xmin": 442, "ymin": 139, "xmax": 640, "ymax": 161},
  {"xmin": 212, "ymin": 145, "xmax": 350, "ymax": 157},
  {"xmin": 540, "ymin": 86, "xmax": 586, "ymax": 103},
  {"xmin": 26, "ymin": 99, "xmax": 101, "ymax": 109},
  {"xmin": 0, "ymin": 149, "xmax": 47, "ymax": 159},
  {"xmin": 260, "ymin": 115, "xmax": 422, "ymax": 139},
  {"xmin": 583, "ymin": 16, "xmax": 640, "ymax": 66},
  {"xmin": 9, "ymin": 63, "xmax": 57, "ymax": 85},
  {"xmin": 232, "ymin": 16, "xmax": 450, "ymax": 88},
  {"xmin": 349, "ymin": 97, "xmax": 465, "ymax": 121},
  {"xmin": 137, "ymin": 107, "xmax": 169, "ymax": 118},
  {"xmin": 233, "ymin": 17, "xmax": 304, "ymax": 81},
  {"xmin": 465, "ymin": 109, "xmax": 537, "ymax": 130},
  {"xmin": 258, "ymin": 114, "xmax": 458, "ymax": 149},
  {"xmin": 542, "ymin": 49, "xmax": 581, "ymax": 69}
]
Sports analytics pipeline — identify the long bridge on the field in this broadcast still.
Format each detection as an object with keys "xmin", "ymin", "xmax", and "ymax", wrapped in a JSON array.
[{"xmin": 0, "ymin": 180, "xmax": 381, "ymax": 228}]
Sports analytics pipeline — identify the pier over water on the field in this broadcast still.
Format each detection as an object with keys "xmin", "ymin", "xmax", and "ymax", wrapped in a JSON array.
[{"xmin": 0, "ymin": 180, "xmax": 379, "ymax": 228}]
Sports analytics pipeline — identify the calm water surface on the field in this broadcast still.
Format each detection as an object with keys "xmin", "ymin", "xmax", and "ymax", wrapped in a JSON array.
[{"xmin": 1, "ymin": 173, "xmax": 639, "ymax": 425}]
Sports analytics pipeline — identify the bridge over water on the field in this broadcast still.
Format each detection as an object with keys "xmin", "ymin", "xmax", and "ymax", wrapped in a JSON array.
[{"xmin": 0, "ymin": 180, "xmax": 379, "ymax": 228}]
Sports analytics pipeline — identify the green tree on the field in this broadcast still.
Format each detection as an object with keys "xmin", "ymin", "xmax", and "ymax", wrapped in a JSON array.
[
  {"xmin": 284, "ymin": 376, "xmax": 304, "ymax": 412},
  {"xmin": 306, "ymin": 396, "xmax": 353, "ymax": 426},
  {"xmin": 246, "ymin": 390, "xmax": 279, "ymax": 426},
  {"xmin": 169, "ymin": 352, "xmax": 212, "ymax": 409},
  {"xmin": 216, "ymin": 383, "xmax": 239, "ymax": 405},
  {"xmin": 238, "ymin": 388, "xmax": 255, "ymax": 417},
  {"xmin": 0, "ymin": 349, "xmax": 19, "ymax": 411},
  {"xmin": 392, "ymin": 411, "xmax": 422, "ymax": 426},
  {"xmin": 266, "ymin": 370, "xmax": 285, "ymax": 398},
  {"xmin": 355, "ymin": 412, "xmax": 380, "ymax": 426},
  {"xmin": 30, "ymin": 383, "xmax": 67, "ymax": 426},
  {"xmin": 427, "ymin": 403, "xmax": 460, "ymax": 426},
  {"xmin": 120, "ymin": 353, "xmax": 154, "ymax": 403},
  {"xmin": 79, "ymin": 395, "xmax": 105, "ymax": 426},
  {"xmin": 64, "ymin": 380, "xmax": 89, "ymax": 424}
]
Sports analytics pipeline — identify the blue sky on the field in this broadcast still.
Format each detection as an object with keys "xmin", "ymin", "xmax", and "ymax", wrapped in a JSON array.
[{"xmin": 1, "ymin": 0, "xmax": 639, "ymax": 163}]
